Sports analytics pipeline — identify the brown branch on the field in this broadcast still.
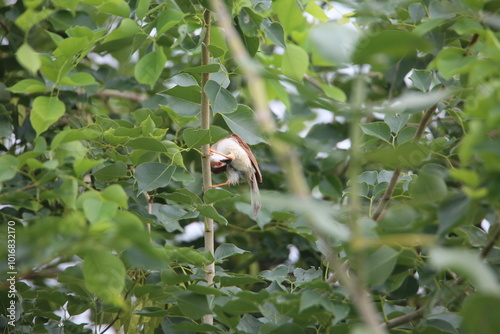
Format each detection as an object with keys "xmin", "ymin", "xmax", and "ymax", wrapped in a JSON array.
[
  {"xmin": 380, "ymin": 306, "xmax": 426, "ymax": 331},
  {"xmin": 372, "ymin": 104, "xmax": 438, "ymax": 222},
  {"xmin": 481, "ymin": 223, "xmax": 500, "ymax": 259},
  {"xmin": 92, "ymin": 89, "xmax": 148, "ymax": 103},
  {"xmin": 414, "ymin": 105, "xmax": 437, "ymax": 142},
  {"xmin": 372, "ymin": 167, "xmax": 402, "ymax": 222}
]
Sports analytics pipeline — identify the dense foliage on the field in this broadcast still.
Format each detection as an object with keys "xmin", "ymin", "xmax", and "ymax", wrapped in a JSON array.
[{"xmin": 1, "ymin": 0, "xmax": 500, "ymax": 333}]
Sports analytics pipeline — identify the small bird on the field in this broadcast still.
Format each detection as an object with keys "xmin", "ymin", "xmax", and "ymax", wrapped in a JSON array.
[{"xmin": 209, "ymin": 134, "xmax": 263, "ymax": 217}]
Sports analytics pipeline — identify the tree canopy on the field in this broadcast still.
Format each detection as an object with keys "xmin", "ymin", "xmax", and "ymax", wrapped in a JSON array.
[{"xmin": 1, "ymin": 0, "xmax": 500, "ymax": 333}]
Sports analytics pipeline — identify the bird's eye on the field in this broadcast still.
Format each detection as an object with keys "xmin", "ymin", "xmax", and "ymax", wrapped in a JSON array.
[{"xmin": 216, "ymin": 162, "xmax": 223, "ymax": 167}]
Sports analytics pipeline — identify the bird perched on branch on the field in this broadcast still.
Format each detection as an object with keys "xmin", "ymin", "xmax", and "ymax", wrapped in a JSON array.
[{"xmin": 209, "ymin": 134, "xmax": 262, "ymax": 218}]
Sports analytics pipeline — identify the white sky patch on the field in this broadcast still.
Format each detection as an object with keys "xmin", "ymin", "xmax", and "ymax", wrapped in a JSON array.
[
  {"xmin": 300, "ymin": 108, "xmax": 334, "ymax": 137},
  {"xmin": 325, "ymin": 2, "xmax": 355, "ymax": 20},
  {"xmin": 481, "ymin": 219, "xmax": 491, "ymax": 233},
  {"xmin": 149, "ymin": 27, "xmax": 158, "ymax": 38},
  {"xmin": 176, "ymin": 221, "xmax": 205, "ymax": 243},
  {"xmin": 336, "ymin": 138, "xmax": 351, "ymax": 149},
  {"xmin": 87, "ymin": 53, "xmax": 119, "ymax": 69},
  {"xmin": 286, "ymin": 245, "xmax": 300, "ymax": 264},
  {"xmin": 269, "ymin": 100, "xmax": 287, "ymax": 120}
]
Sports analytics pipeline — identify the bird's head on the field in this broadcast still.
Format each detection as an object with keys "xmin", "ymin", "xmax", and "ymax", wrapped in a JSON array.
[{"xmin": 210, "ymin": 155, "xmax": 232, "ymax": 174}]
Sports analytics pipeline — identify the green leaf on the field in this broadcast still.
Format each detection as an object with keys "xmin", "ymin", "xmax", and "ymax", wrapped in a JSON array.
[
  {"xmin": 310, "ymin": 22, "xmax": 360, "ymax": 65},
  {"xmin": 156, "ymin": 9, "xmax": 185, "ymax": 35},
  {"xmin": 101, "ymin": 184, "xmax": 128, "ymax": 209},
  {"xmin": 217, "ymin": 274, "xmax": 262, "ymax": 286},
  {"xmin": 30, "ymin": 96, "xmax": 65, "ymax": 136},
  {"xmin": 360, "ymin": 122, "xmax": 392, "ymax": 143},
  {"xmin": 272, "ymin": 0, "xmax": 305, "ymax": 33},
  {"xmin": 51, "ymin": 127, "xmax": 101, "ymax": 149},
  {"xmin": 162, "ymin": 86, "xmax": 201, "ymax": 117},
  {"xmin": 408, "ymin": 2, "xmax": 426, "ymax": 22},
  {"xmin": 175, "ymin": 292, "xmax": 211, "ymax": 319},
  {"xmin": 126, "ymin": 137, "xmax": 170, "ymax": 152},
  {"xmin": 74, "ymin": 158, "xmax": 104, "ymax": 176},
  {"xmin": 354, "ymin": 30, "xmax": 430, "ymax": 65},
  {"xmin": 83, "ymin": 250, "xmax": 125, "ymax": 306},
  {"xmin": 134, "ymin": 162, "xmax": 176, "ymax": 194},
  {"xmin": 214, "ymin": 243, "xmax": 248, "ymax": 262},
  {"xmin": 366, "ymin": 246, "xmax": 398, "ymax": 285},
  {"xmin": 461, "ymin": 295, "xmax": 500, "ymax": 334},
  {"xmin": 95, "ymin": 0, "xmax": 130, "ymax": 17},
  {"xmin": 93, "ymin": 161, "xmax": 128, "ymax": 181},
  {"xmin": 135, "ymin": 0, "xmax": 152, "ymax": 20},
  {"xmin": 60, "ymin": 73, "xmax": 98, "ymax": 86},
  {"xmin": 204, "ymin": 188, "xmax": 236, "ymax": 204},
  {"xmin": 410, "ymin": 173, "xmax": 447, "ymax": 202},
  {"xmin": 429, "ymin": 247, "xmax": 500, "ymax": 295},
  {"xmin": 221, "ymin": 299, "xmax": 259, "ymax": 315},
  {"xmin": 0, "ymin": 155, "xmax": 19, "ymax": 182},
  {"xmin": 134, "ymin": 49, "xmax": 166, "ymax": 88},
  {"xmin": 8, "ymin": 79, "xmax": 48, "ymax": 93},
  {"xmin": 54, "ymin": 177, "xmax": 78, "ymax": 209},
  {"xmin": 238, "ymin": 7, "xmax": 263, "ymax": 37},
  {"xmin": 450, "ymin": 168, "xmax": 479, "ymax": 187},
  {"xmin": 16, "ymin": 43, "xmax": 41, "ymax": 74},
  {"xmin": 409, "ymin": 70, "xmax": 433, "ymax": 92},
  {"xmin": 384, "ymin": 113, "xmax": 410, "ymax": 134},
  {"xmin": 15, "ymin": 8, "xmax": 54, "ymax": 32},
  {"xmin": 264, "ymin": 22, "xmax": 286, "ymax": 48},
  {"xmin": 181, "ymin": 64, "xmax": 221, "ymax": 74},
  {"xmin": 413, "ymin": 18, "xmax": 446, "ymax": 36},
  {"xmin": 300, "ymin": 290, "xmax": 322, "ymax": 312},
  {"xmin": 305, "ymin": 2, "xmax": 329, "ymax": 22},
  {"xmin": 182, "ymin": 128, "xmax": 210, "ymax": 149},
  {"xmin": 102, "ymin": 18, "xmax": 141, "ymax": 43},
  {"xmin": 282, "ymin": 43, "xmax": 309, "ymax": 81},
  {"xmin": 322, "ymin": 85, "xmax": 347, "ymax": 103},
  {"xmin": 221, "ymin": 105, "xmax": 267, "ymax": 145},
  {"xmin": 204, "ymin": 80, "xmax": 238, "ymax": 114},
  {"xmin": 134, "ymin": 306, "xmax": 169, "ymax": 317},
  {"xmin": 436, "ymin": 48, "xmax": 476, "ymax": 80},
  {"xmin": 260, "ymin": 265, "xmax": 289, "ymax": 284},
  {"xmin": 187, "ymin": 284, "xmax": 227, "ymax": 296},
  {"xmin": 197, "ymin": 204, "xmax": 228, "ymax": 225},
  {"xmin": 437, "ymin": 193, "xmax": 471, "ymax": 235},
  {"xmin": 83, "ymin": 198, "xmax": 118, "ymax": 223}
]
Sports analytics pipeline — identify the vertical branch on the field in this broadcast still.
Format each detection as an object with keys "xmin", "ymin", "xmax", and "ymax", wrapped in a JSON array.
[
  {"xmin": 200, "ymin": 9, "xmax": 214, "ymax": 326},
  {"xmin": 209, "ymin": 1, "xmax": 385, "ymax": 332}
]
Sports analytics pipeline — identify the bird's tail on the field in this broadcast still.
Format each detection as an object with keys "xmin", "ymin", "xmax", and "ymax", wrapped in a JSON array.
[{"xmin": 250, "ymin": 176, "xmax": 261, "ymax": 218}]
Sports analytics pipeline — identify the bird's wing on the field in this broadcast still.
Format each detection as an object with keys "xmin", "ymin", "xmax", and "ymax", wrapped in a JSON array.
[{"xmin": 229, "ymin": 134, "xmax": 263, "ymax": 184}]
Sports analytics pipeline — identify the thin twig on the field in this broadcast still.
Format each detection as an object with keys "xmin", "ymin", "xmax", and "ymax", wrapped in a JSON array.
[
  {"xmin": 99, "ymin": 281, "xmax": 137, "ymax": 334},
  {"xmin": 380, "ymin": 306, "xmax": 426, "ymax": 331},
  {"xmin": 200, "ymin": 8, "xmax": 215, "ymax": 326},
  {"xmin": 372, "ymin": 104, "xmax": 438, "ymax": 221}
]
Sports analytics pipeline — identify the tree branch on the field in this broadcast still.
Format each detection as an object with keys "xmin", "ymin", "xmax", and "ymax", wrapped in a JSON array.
[
  {"xmin": 200, "ymin": 9, "xmax": 215, "ymax": 326},
  {"xmin": 380, "ymin": 306, "xmax": 426, "ymax": 331},
  {"xmin": 91, "ymin": 89, "xmax": 148, "ymax": 103},
  {"xmin": 372, "ymin": 104, "xmax": 438, "ymax": 221}
]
